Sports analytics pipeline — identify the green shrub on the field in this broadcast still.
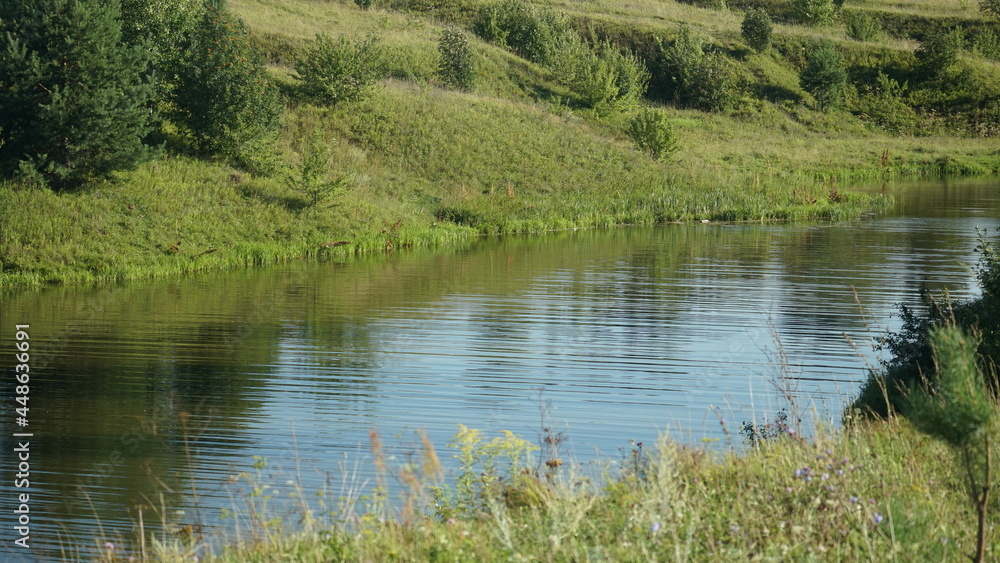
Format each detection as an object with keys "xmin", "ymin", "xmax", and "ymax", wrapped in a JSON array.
[
  {"xmin": 437, "ymin": 28, "xmax": 475, "ymax": 90},
  {"xmin": 626, "ymin": 108, "xmax": 680, "ymax": 160},
  {"xmin": 173, "ymin": 6, "xmax": 283, "ymax": 174},
  {"xmin": 852, "ymin": 233, "xmax": 1000, "ymax": 418},
  {"xmin": 554, "ymin": 38, "xmax": 650, "ymax": 112},
  {"xmin": 791, "ymin": 0, "xmax": 836, "ymax": 26},
  {"xmin": 657, "ymin": 26, "xmax": 737, "ymax": 112},
  {"xmin": 845, "ymin": 11, "xmax": 882, "ymax": 42},
  {"xmin": 473, "ymin": 0, "xmax": 569, "ymax": 65},
  {"xmin": 286, "ymin": 132, "xmax": 352, "ymax": 208},
  {"xmin": 855, "ymin": 72, "xmax": 918, "ymax": 133},
  {"xmin": 355, "ymin": 0, "xmax": 373, "ymax": 9},
  {"xmin": 915, "ymin": 27, "xmax": 964, "ymax": 80},
  {"xmin": 741, "ymin": 8, "xmax": 773, "ymax": 53},
  {"xmin": 971, "ymin": 28, "xmax": 1000, "ymax": 61},
  {"xmin": 903, "ymin": 325, "xmax": 995, "ymax": 563},
  {"xmin": 800, "ymin": 40, "xmax": 847, "ymax": 111},
  {"xmin": 981, "ymin": 0, "xmax": 1000, "ymax": 19},
  {"xmin": 0, "ymin": 0, "xmax": 158, "ymax": 188},
  {"xmin": 295, "ymin": 33, "xmax": 386, "ymax": 105}
]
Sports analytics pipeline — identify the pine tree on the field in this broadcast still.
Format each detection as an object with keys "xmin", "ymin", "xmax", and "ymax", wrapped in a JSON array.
[
  {"xmin": 800, "ymin": 40, "xmax": 847, "ymax": 111},
  {"xmin": 0, "ymin": 0, "xmax": 157, "ymax": 188}
]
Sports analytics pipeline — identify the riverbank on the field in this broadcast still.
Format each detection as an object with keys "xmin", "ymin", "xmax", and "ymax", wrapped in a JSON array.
[
  {"xmin": 4, "ymin": 0, "xmax": 1000, "ymax": 290},
  {"xmin": 100, "ymin": 413, "xmax": 993, "ymax": 562}
]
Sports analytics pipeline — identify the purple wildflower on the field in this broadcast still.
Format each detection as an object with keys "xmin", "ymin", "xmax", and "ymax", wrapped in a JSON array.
[{"xmin": 873, "ymin": 513, "xmax": 884, "ymax": 525}]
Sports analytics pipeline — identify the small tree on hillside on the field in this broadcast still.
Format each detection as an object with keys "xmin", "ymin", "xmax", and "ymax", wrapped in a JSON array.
[
  {"xmin": 438, "ymin": 28, "xmax": 475, "ymax": 90},
  {"xmin": 0, "ymin": 0, "xmax": 157, "ymax": 188},
  {"xmin": 916, "ymin": 27, "xmax": 964, "ymax": 80},
  {"xmin": 800, "ymin": 40, "xmax": 847, "ymax": 111},
  {"xmin": 741, "ymin": 9, "xmax": 773, "ymax": 53},
  {"xmin": 295, "ymin": 33, "xmax": 386, "ymax": 105},
  {"xmin": 173, "ymin": 5, "xmax": 283, "ymax": 173}
]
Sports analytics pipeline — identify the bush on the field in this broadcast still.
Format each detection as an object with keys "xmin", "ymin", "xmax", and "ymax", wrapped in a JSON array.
[
  {"xmin": 295, "ymin": 33, "xmax": 386, "ymax": 105},
  {"xmin": 438, "ymin": 28, "xmax": 475, "ymax": 90},
  {"xmin": 845, "ymin": 11, "xmax": 882, "ymax": 42},
  {"xmin": 355, "ymin": 0, "xmax": 373, "ymax": 9},
  {"xmin": 981, "ymin": 0, "xmax": 1000, "ymax": 19},
  {"xmin": 791, "ymin": 0, "xmax": 836, "ymax": 26},
  {"xmin": 916, "ymin": 27, "xmax": 964, "ymax": 80},
  {"xmin": 741, "ymin": 9, "xmax": 773, "ymax": 53},
  {"xmin": 286, "ymin": 132, "xmax": 352, "ymax": 208},
  {"xmin": 473, "ymin": 0, "xmax": 569, "ymax": 65},
  {"xmin": 626, "ymin": 108, "xmax": 680, "ymax": 160},
  {"xmin": 554, "ymin": 38, "xmax": 650, "ymax": 112},
  {"xmin": 173, "ymin": 6, "xmax": 283, "ymax": 173},
  {"xmin": 0, "ymin": 0, "xmax": 158, "ymax": 188},
  {"xmin": 800, "ymin": 40, "xmax": 847, "ymax": 111},
  {"xmin": 657, "ymin": 26, "xmax": 737, "ymax": 112},
  {"xmin": 855, "ymin": 72, "xmax": 918, "ymax": 133},
  {"xmin": 851, "ymin": 233, "xmax": 1000, "ymax": 418},
  {"xmin": 971, "ymin": 28, "xmax": 1000, "ymax": 61}
]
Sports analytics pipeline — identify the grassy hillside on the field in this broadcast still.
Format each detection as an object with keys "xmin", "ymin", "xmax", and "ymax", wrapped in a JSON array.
[{"xmin": 1, "ymin": 0, "xmax": 998, "ymax": 290}]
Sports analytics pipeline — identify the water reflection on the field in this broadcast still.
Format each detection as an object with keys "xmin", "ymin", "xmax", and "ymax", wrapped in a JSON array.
[{"xmin": 0, "ymin": 177, "xmax": 997, "ymax": 559}]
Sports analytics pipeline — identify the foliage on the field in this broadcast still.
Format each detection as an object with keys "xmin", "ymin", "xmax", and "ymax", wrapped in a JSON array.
[
  {"xmin": 971, "ymin": 28, "xmax": 1000, "ymax": 61},
  {"xmin": 915, "ymin": 27, "xmax": 964, "ymax": 80},
  {"xmin": 852, "ymin": 232, "xmax": 1000, "ymax": 418},
  {"xmin": 355, "ymin": 0, "xmax": 373, "ymax": 9},
  {"xmin": 791, "ymin": 0, "xmax": 837, "ymax": 26},
  {"xmin": 855, "ymin": 72, "xmax": 918, "ymax": 133},
  {"xmin": 981, "ymin": 0, "xmax": 1000, "ymax": 19},
  {"xmin": 626, "ymin": 108, "xmax": 680, "ymax": 160},
  {"xmin": 903, "ymin": 325, "xmax": 995, "ymax": 563},
  {"xmin": 800, "ymin": 40, "xmax": 847, "ymax": 111},
  {"xmin": 657, "ymin": 26, "xmax": 737, "ymax": 111},
  {"xmin": 173, "ymin": 5, "xmax": 283, "ymax": 174},
  {"xmin": 0, "ymin": 0, "xmax": 158, "ymax": 189},
  {"xmin": 433, "ymin": 425, "xmax": 539, "ymax": 518},
  {"xmin": 120, "ymin": 0, "xmax": 202, "ymax": 65},
  {"xmin": 553, "ymin": 37, "xmax": 650, "ymax": 112},
  {"xmin": 741, "ymin": 8, "xmax": 773, "ymax": 53},
  {"xmin": 295, "ymin": 33, "xmax": 386, "ymax": 105},
  {"xmin": 437, "ymin": 28, "xmax": 475, "ymax": 90},
  {"xmin": 845, "ymin": 11, "xmax": 882, "ymax": 42},
  {"xmin": 285, "ymin": 132, "xmax": 352, "ymax": 208},
  {"xmin": 473, "ymin": 0, "xmax": 570, "ymax": 65}
]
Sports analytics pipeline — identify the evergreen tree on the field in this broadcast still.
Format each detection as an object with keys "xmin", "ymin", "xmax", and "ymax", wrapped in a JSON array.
[
  {"xmin": 800, "ymin": 40, "xmax": 847, "ymax": 111},
  {"xmin": 0, "ymin": 0, "xmax": 158, "ymax": 188}
]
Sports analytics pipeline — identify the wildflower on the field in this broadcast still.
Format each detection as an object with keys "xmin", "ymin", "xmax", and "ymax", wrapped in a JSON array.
[
  {"xmin": 105, "ymin": 542, "xmax": 114, "ymax": 551},
  {"xmin": 873, "ymin": 513, "xmax": 884, "ymax": 525},
  {"xmin": 821, "ymin": 473, "xmax": 829, "ymax": 480},
  {"xmin": 836, "ymin": 470, "xmax": 843, "ymax": 476},
  {"xmin": 804, "ymin": 476, "xmax": 812, "ymax": 483},
  {"xmin": 794, "ymin": 469, "xmax": 803, "ymax": 478},
  {"xmin": 850, "ymin": 496, "xmax": 859, "ymax": 503},
  {"xmin": 730, "ymin": 524, "xmax": 740, "ymax": 532},
  {"xmin": 650, "ymin": 522, "xmax": 661, "ymax": 533}
]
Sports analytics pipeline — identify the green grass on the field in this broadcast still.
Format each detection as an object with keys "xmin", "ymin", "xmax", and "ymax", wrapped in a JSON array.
[
  {"xmin": 2, "ymin": 0, "xmax": 999, "ymax": 292},
  {"xmin": 95, "ymin": 413, "xmax": 997, "ymax": 562}
]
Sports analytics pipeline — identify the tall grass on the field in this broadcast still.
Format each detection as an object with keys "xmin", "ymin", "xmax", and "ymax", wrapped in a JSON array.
[{"xmin": 93, "ymin": 409, "xmax": 996, "ymax": 562}]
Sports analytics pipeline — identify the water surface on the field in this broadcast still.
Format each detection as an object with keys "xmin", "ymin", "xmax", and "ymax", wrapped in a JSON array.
[{"xmin": 1, "ymin": 177, "xmax": 998, "ymax": 559}]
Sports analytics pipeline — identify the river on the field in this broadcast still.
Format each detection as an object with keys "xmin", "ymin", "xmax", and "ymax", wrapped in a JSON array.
[{"xmin": 1, "ymin": 177, "xmax": 997, "ymax": 560}]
